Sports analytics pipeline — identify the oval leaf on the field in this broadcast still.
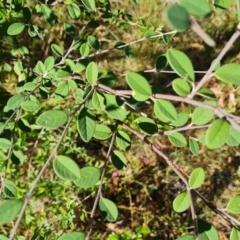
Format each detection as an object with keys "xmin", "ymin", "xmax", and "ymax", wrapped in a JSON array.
[
  {"xmin": 7, "ymin": 95, "xmax": 25, "ymax": 110},
  {"xmin": 189, "ymin": 138, "xmax": 199, "ymax": 155},
  {"xmin": 93, "ymin": 124, "xmax": 112, "ymax": 140},
  {"xmin": 0, "ymin": 138, "xmax": 12, "ymax": 150},
  {"xmin": 168, "ymin": 132, "xmax": 187, "ymax": 147},
  {"xmin": 167, "ymin": 49, "xmax": 195, "ymax": 82},
  {"xmin": 77, "ymin": 107, "xmax": 96, "ymax": 142},
  {"xmin": 115, "ymin": 131, "xmax": 131, "ymax": 151},
  {"xmin": 53, "ymin": 155, "xmax": 81, "ymax": 181},
  {"xmin": 51, "ymin": 44, "xmax": 63, "ymax": 56},
  {"xmin": 189, "ymin": 167, "xmax": 205, "ymax": 189},
  {"xmin": 86, "ymin": 62, "xmax": 98, "ymax": 85},
  {"xmin": 111, "ymin": 150, "xmax": 127, "ymax": 170},
  {"xmin": 0, "ymin": 199, "xmax": 24, "ymax": 225},
  {"xmin": 74, "ymin": 167, "xmax": 100, "ymax": 188},
  {"xmin": 164, "ymin": 5, "xmax": 190, "ymax": 32},
  {"xmin": 4, "ymin": 180, "xmax": 17, "ymax": 198},
  {"xmin": 173, "ymin": 192, "xmax": 190, "ymax": 212},
  {"xmin": 230, "ymin": 227, "xmax": 240, "ymax": 240},
  {"xmin": 225, "ymin": 126, "xmax": 240, "ymax": 147},
  {"xmin": 99, "ymin": 197, "xmax": 118, "ymax": 222},
  {"xmin": 135, "ymin": 117, "xmax": 158, "ymax": 135},
  {"xmin": 81, "ymin": 0, "xmax": 96, "ymax": 11},
  {"xmin": 227, "ymin": 194, "xmax": 240, "ymax": 214},
  {"xmin": 154, "ymin": 99, "xmax": 178, "ymax": 122},
  {"xmin": 171, "ymin": 113, "xmax": 189, "ymax": 127},
  {"xmin": 21, "ymin": 101, "xmax": 40, "ymax": 112},
  {"xmin": 36, "ymin": 110, "xmax": 68, "ymax": 129},
  {"xmin": 215, "ymin": 63, "xmax": 240, "ymax": 85},
  {"xmin": 7, "ymin": 23, "xmax": 25, "ymax": 35},
  {"xmin": 205, "ymin": 119, "xmax": 229, "ymax": 149},
  {"xmin": 172, "ymin": 78, "xmax": 191, "ymax": 96},
  {"xmin": 191, "ymin": 107, "xmax": 214, "ymax": 125},
  {"xmin": 198, "ymin": 219, "xmax": 219, "ymax": 240},
  {"xmin": 126, "ymin": 72, "xmax": 152, "ymax": 101}
]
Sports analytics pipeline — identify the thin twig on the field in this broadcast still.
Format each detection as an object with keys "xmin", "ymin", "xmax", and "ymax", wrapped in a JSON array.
[
  {"xmin": 85, "ymin": 130, "xmax": 117, "ymax": 240},
  {"xmin": 75, "ymin": 31, "xmax": 177, "ymax": 62},
  {"xmin": 9, "ymin": 88, "xmax": 95, "ymax": 240},
  {"xmin": 164, "ymin": 124, "xmax": 211, "ymax": 135},
  {"xmin": 188, "ymin": 23, "xmax": 240, "ymax": 99}
]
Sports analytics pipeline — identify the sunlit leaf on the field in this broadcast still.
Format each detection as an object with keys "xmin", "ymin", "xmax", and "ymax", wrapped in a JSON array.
[
  {"xmin": 115, "ymin": 130, "xmax": 131, "ymax": 151},
  {"xmin": 126, "ymin": 72, "xmax": 152, "ymax": 101},
  {"xmin": 36, "ymin": 110, "xmax": 68, "ymax": 129},
  {"xmin": 171, "ymin": 113, "xmax": 189, "ymax": 127},
  {"xmin": 230, "ymin": 227, "xmax": 240, "ymax": 240},
  {"xmin": 173, "ymin": 192, "xmax": 190, "ymax": 212},
  {"xmin": 191, "ymin": 107, "xmax": 214, "ymax": 125},
  {"xmin": 225, "ymin": 126, "xmax": 240, "ymax": 146},
  {"xmin": 93, "ymin": 124, "xmax": 112, "ymax": 140},
  {"xmin": 53, "ymin": 155, "xmax": 81, "ymax": 181},
  {"xmin": 227, "ymin": 194, "xmax": 240, "ymax": 214},
  {"xmin": 205, "ymin": 119, "xmax": 229, "ymax": 149},
  {"xmin": 80, "ymin": 42, "xmax": 90, "ymax": 56},
  {"xmin": 172, "ymin": 78, "xmax": 191, "ymax": 96},
  {"xmin": 7, "ymin": 22, "xmax": 25, "ymax": 35},
  {"xmin": 168, "ymin": 132, "xmax": 187, "ymax": 147},
  {"xmin": 58, "ymin": 232, "xmax": 85, "ymax": 240},
  {"xmin": 0, "ymin": 199, "xmax": 24, "ymax": 225},
  {"xmin": 51, "ymin": 44, "xmax": 63, "ymax": 56},
  {"xmin": 21, "ymin": 101, "xmax": 40, "ymax": 112},
  {"xmin": 81, "ymin": 0, "xmax": 96, "ymax": 11},
  {"xmin": 68, "ymin": 3, "xmax": 81, "ymax": 20},
  {"xmin": 74, "ymin": 167, "xmax": 100, "ymax": 188},
  {"xmin": 177, "ymin": 235, "xmax": 195, "ymax": 240},
  {"xmin": 189, "ymin": 167, "xmax": 205, "ymax": 189},
  {"xmin": 154, "ymin": 99, "xmax": 178, "ymax": 122},
  {"xmin": 189, "ymin": 138, "xmax": 199, "ymax": 155},
  {"xmin": 4, "ymin": 180, "xmax": 17, "ymax": 198},
  {"xmin": 135, "ymin": 117, "xmax": 158, "ymax": 135},
  {"xmin": 99, "ymin": 197, "xmax": 118, "ymax": 221},
  {"xmin": 86, "ymin": 62, "xmax": 98, "ymax": 84},
  {"xmin": 87, "ymin": 35, "xmax": 100, "ymax": 50},
  {"xmin": 92, "ymin": 91, "xmax": 106, "ymax": 112},
  {"xmin": 0, "ymin": 138, "xmax": 11, "ymax": 150},
  {"xmin": 7, "ymin": 95, "xmax": 24, "ymax": 110},
  {"xmin": 167, "ymin": 49, "xmax": 195, "ymax": 82},
  {"xmin": 215, "ymin": 63, "xmax": 240, "ymax": 85},
  {"xmin": 77, "ymin": 107, "xmax": 96, "ymax": 142}
]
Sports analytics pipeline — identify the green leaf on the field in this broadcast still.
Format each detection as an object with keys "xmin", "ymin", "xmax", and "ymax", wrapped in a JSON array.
[
  {"xmin": 58, "ymin": 232, "xmax": 85, "ymax": 240},
  {"xmin": 104, "ymin": 94, "xmax": 127, "ymax": 121},
  {"xmin": 11, "ymin": 151, "xmax": 25, "ymax": 165},
  {"xmin": 116, "ymin": 130, "xmax": 131, "ymax": 151},
  {"xmin": 0, "ymin": 235, "xmax": 9, "ymax": 240},
  {"xmin": 21, "ymin": 101, "xmax": 40, "ymax": 112},
  {"xmin": 154, "ymin": 99, "xmax": 178, "ymax": 122},
  {"xmin": 164, "ymin": 5, "xmax": 190, "ymax": 32},
  {"xmin": 126, "ymin": 72, "xmax": 152, "ymax": 101},
  {"xmin": 227, "ymin": 194, "xmax": 240, "ymax": 214},
  {"xmin": 7, "ymin": 95, "xmax": 24, "ymax": 110},
  {"xmin": 215, "ymin": 64, "xmax": 240, "ymax": 85},
  {"xmin": 167, "ymin": 49, "xmax": 195, "ymax": 82},
  {"xmin": 51, "ymin": 44, "xmax": 63, "ymax": 56},
  {"xmin": 92, "ymin": 91, "xmax": 106, "ymax": 112},
  {"xmin": 191, "ymin": 107, "xmax": 214, "ymax": 125},
  {"xmin": 198, "ymin": 219, "xmax": 219, "ymax": 240},
  {"xmin": 171, "ymin": 113, "xmax": 189, "ymax": 127},
  {"xmin": 205, "ymin": 119, "xmax": 229, "ymax": 149},
  {"xmin": 172, "ymin": 78, "xmax": 191, "ymax": 96},
  {"xmin": 197, "ymin": 88, "xmax": 216, "ymax": 99},
  {"xmin": 80, "ymin": 42, "xmax": 90, "ymax": 56},
  {"xmin": 135, "ymin": 117, "xmax": 158, "ymax": 135},
  {"xmin": 81, "ymin": 0, "xmax": 96, "ymax": 11},
  {"xmin": 230, "ymin": 227, "xmax": 240, "ymax": 240},
  {"xmin": 7, "ymin": 22, "xmax": 25, "ymax": 35},
  {"xmin": 0, "ymin": 199, "xmax": 24, "ymax": 225},
  {"xmin": 225, "ymin": 126, "xmax": 240, "ymax": 146},
  {"xmin": 56, "ymin": 70, "xmax": 71, "ymax": 79},
  {"xmin": 44, "ymin": 56, "xmax": 55, "ymax": 71},
  {"xmin": 156, "ymin": 54, "xmax": 168, "ymax": 70},
  {"xmin": 36, "ymin": 110, "xmax": 68, "ymax": 129},
  {"xmin": 53, "ymin": 155, "xmax": 81, "ymax": 181},
  {"xmin": 189, "ymin": 138, "xmax": 199, "ymax": 155},
  {"xmin": 68, "ymin": 3, "xmax": 81, "ymax": 20},
  {"xmin": 4, "ymin": 180, "xmax": 17, "ymax": 198},
  {"xmin": 178, "ymin": 0, "xmax": 212, "ymax": 18},
  {"xmin": 86, "ymin": 62, "xmax": 98, "ymax": 84},
  {"xmin": 77, "ymin": 107, "xmax": 96, "ymax": 142},
  {"xmin": 99, "ymin": 197, "xmax": 118, "ymax": 222},
  {"xmin": 124, "ymin": 46, "xmax": 133, "ymax": 58},
  {"xmin": 64, "ymin": 22, "xmax": 76, "ymax": 38},
  {"xmin": 173, "ymin": 192, "xmax": 190, "ymax": 212},
  {"xmin": 144, "ymin": 30, "xmax": 157, "ymax": 38},
  {"xmin": 189, "ymin": 167, "xmax": 205, "ymax": 189},
  {"xmin": 111, "ymin": 150, "xmax": 127, "ymax": 170},
  {"xmin": 87, "ymin": 35, "xmax": 100, "ymax": 50},
  {"xmin": 214, "ymin": 0, "xmax": 233, "ymax": 10},
  {"xmin": 93, "ymin": 124, "xmax": 112, "ymax": 140},
  {"xmin": 0, "ymin": 138, "xmax": 11, "ymax": 150},
  {"xmin": 74, "ymin": 167, "xmax": 100, "ymax": 188},
  {"xmin": 168, "ymin": 132, "xmax": 187, "ymax": 147},
  {"xmin": 55, "ymin": 81, "xmax": 69, "ymax": 99},
  {"xmin": 177, "ymin": 235, "xmax": 195, "ymax": 240}
]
